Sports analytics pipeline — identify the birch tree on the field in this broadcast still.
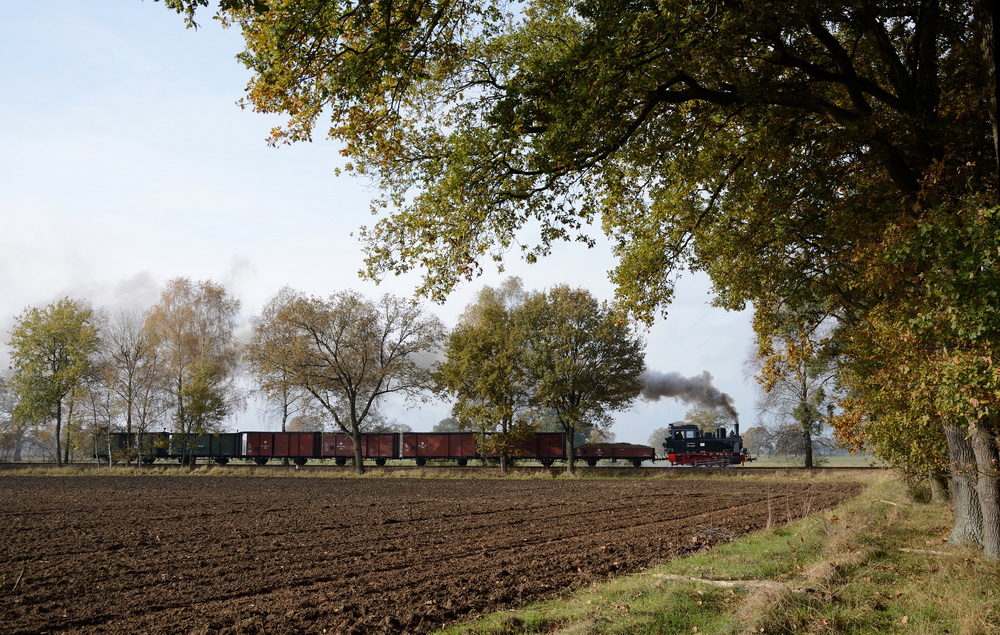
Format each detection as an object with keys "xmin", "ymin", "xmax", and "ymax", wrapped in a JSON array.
[
  {"xmin": 145, "ymin": 278, "xmax": 241, "ymax": 464},
  {"xmin": 97, "ymin": 308, "xmax": 163, "ymax": 464}
]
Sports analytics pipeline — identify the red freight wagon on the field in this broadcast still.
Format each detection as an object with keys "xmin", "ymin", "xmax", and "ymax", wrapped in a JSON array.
[
  {"xmin": 575, "ymin": 442, "xmax": 655, "ymax": 467},
  {"xmin": 242, "ymin": 432, "xmax": 320, "ymax": 466},
  {"xmin": 401, "ymin": 432, "xmax": 478, "ymax": 466},
  {"xmin": 321, "ymin": 433, "xmax": 399, "ymax": 466},
  {"xmin": 513, "ymin": 432, "xmax": 566, "ymax": 467}
]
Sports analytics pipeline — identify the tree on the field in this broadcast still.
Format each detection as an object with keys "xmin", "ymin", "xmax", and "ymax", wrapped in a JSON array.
[
  {"xmin": 8, "ymin": 298, "xmax": 100, "ymax": 467},
  {"xmin": 145, "ymin": 278, "xmax": 241, "ymax": 464},
  {"xmin": 251, "ymin": 289, "xmax": 444, "ymax": 474},
  {"xmin": 368, "ymin": 420, "xmax": 413, "ymax": 434},
  {"xmin": 750, "ymin": 314, "xmax": 839, "ymax": 468},
  {"xmin": 61, "ymin": 381, "xmax": 100, "ymax": 465},
  {"xmin": 98, "ymin": 308, "xmax": 162, "ymax": 465},
  {"xmin": 436, "ymin": 278, "xmax": 533, "ymax": 474},
  {"xmin": 179, "ymin": 362, "xmax": 230, "ymax": 438},
  {"xmin": 159, "ymin": 1, "xmax": 995, "ymax": 309},
  {"xmin": 286, "ymin": 412, "xmax": 325, "ymax": 432},
  {"xmin": 681, "ymin": 407, "xmax": 734, "ymax": 433},
  {"xmin": 647, "ymin": 427, "xmax": 672, "ymax": 454},
  {"xmin": 432, "ymin": 417, "xmax": 460, "ymax": 432},
  {"xmin": 518, "ymin": 285, "xmax": 645, "ymax": 473},
  {"xmin": 0, "ymin": 373, "xmax": 28, "ymax": 462},
  {"xmin": 741, "ymin": 426, "xmax": 775, "ymax": 458},
  {"xmin": 246, "ymin": 287, "xmax": 320, "ymax": 464},
  {"xmin": 587, "ymin": 428, "xmax": 615, "ymax": 444},
  {"xmin": 834, "ymin": 205, "xmax": 1000, "ymax": 554}
]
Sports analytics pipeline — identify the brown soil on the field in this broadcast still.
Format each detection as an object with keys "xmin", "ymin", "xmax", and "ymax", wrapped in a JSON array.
[{"xmin": 0, "ymin": 475, "xmax": 861, "ymax": 634}]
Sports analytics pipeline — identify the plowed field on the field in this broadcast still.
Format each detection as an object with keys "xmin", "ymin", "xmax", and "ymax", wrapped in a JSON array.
[{"xmin": 0, "ymin": 475, "xmax": 861, "ymax": 633}]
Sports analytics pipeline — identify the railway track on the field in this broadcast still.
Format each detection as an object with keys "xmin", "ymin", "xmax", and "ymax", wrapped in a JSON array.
[{"xmin": 0, "ymin": 461, "xmax": 887, "ymax": 475}]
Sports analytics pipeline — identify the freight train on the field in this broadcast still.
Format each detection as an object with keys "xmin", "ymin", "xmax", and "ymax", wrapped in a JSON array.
[
  {"xmin": 94, "ymin": 424, "xmax": 750, "ymax": 468},
  {"xmin": 662, "ymin": 422, "xmax": 752, "ymax": 467},
  {"xmin": 92, "ymin": 430, "xmax": 656, "ymax": 468}
]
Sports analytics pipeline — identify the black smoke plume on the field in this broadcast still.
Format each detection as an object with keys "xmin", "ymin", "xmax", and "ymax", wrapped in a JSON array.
[{"xmin": 639, "ymin": 370, "xmax": 738, "ymax": 422}]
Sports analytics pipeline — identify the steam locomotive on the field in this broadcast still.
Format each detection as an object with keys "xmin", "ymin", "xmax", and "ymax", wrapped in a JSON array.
[
  {"xmin": 662, "ymin": 422, "xmax": 751, "ymax": 467},
  {"xmin": 92, "ymin": 430, "xmax": 656, "ymax": 468}
]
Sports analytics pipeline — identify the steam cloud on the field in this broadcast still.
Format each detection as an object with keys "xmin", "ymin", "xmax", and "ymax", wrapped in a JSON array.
[{"xmin": 639, "ymin": 370, "xmax": 738, "ymax": 422}]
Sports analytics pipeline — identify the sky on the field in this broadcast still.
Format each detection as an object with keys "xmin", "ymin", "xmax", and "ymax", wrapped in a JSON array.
[{"xmin": 0, "ymin": 1, "xmax": 757, "ymax": 445}]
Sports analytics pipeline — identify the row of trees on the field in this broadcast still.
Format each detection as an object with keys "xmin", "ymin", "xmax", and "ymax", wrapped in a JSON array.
[
  {"xmin": 5, "ymin": 280, "xmax": 241, "ymax": 466},
  {"xmin": 158, "ymin": 0, "xmax": 1000, "ymax": 556},
  {"xmin": 244, "ymin": 279, "xmax": 644, "ymax": 474},
  {"xmin": 5, "ymin": 277, "xmax": 646, "ymax": 474}
]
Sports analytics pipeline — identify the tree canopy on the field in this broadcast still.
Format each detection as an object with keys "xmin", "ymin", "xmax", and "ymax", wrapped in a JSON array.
[
  {"xmin": 245, "ymin": 286, "xmax": 318, "ymax": 438},
  {"xmin": 159, "ymin": 0, "xmax": 995, "ymax": 315}
]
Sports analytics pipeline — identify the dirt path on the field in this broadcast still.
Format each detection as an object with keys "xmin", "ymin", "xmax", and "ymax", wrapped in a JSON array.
[{"xmin": 0, "ymin": 476, "xmax": 861, "ymax": 634}]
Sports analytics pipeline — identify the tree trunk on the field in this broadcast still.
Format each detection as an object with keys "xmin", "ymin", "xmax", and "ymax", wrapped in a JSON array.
[
  {"xmin": 125, "ymin": 400, "xmax": 133, "ymax": 466},
  {"xmin": 281, "ymin": 403, "xmax": 290, "ymax": 467},
  {"xmin": 351, "ymin": 429, "xmax": 365, "ymax": 476},
  {"xmin": 928, "ymin": 469, "xmax": 950, "ymax": 503},
  {"xmin": 803, "ymin": 423, "xmax": 814, "ymax": 469},
  {"xmin": 564, "ymin": 423, "xmax": 575, "ymax": 475},
  {"xmin": 969, "ymin": 419, "xmax": 1000, "ymax": 559},
  {"xmin": 12, "ymin": 426, "xmax": 25, "ymax": 463},
  {"xmin": 943, "ymin": 423, "xmax": 983, "ymax": 547},
  {"xmin": 55, "ymin": 399, "xmax": 63, "ymax": 467},
  {"xmin": 63, "ymin": 398, "xmax": 75, "ymax": 466},
  {"xmin": 500, "ymin": 455, "xmax": 508, "ymax": 476}
]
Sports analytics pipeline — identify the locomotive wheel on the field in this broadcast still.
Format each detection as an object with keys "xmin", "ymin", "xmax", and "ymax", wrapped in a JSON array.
[
  {"xmin": 415, "ymin": 458, "xmax": 427, "ymax": 467},
  {"xmin": 375, "ymin": 457, "xmax": 387, "ymax": 467},
  {"xmin": 253, "ymin": 457, "xmax": 269, "ymax": 466},
  {"xmin": 631, "ymin": 459, "xmax": 642, "ymax": 468},
  {"xmin": 456, "ymin": 458, "xmax": 468, "ymax": 467},
  {"xmin": 586, "ymin": 459, "xmax": 598, "ymax": 467},
  {"xmin": 335, "ymin": 457, "xmax": 347, "ymax": 466},
  {"xmin": 539, "ymin": 459, "xmax": 554, "ymax": 468},
  {"xmin": 214, "ymin": 457, "xmax": 230, "ymax": 465},
  {"xmin": 293, "ymin": 457, "xmax": 308, "ymax": 466}
]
